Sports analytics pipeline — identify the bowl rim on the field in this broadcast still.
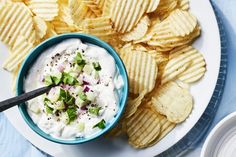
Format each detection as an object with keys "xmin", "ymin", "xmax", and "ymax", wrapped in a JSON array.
[
  {"xmin": 16, "ymin": 33, "xmax": 129, "ymax": 145},
  {"xmin": 201, "ymin": 112, "xmax": 236, "ymax": 157}
]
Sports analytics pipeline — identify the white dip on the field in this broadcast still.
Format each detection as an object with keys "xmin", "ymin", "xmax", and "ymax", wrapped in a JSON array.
[{"xmin": 24, "ymin": 39, "xmax": 123, "ymax": 139}]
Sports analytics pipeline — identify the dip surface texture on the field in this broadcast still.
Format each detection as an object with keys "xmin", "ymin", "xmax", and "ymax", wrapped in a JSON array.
[{"xmin": 24, "ymin": 39, "xmax": 123, "ymax": 139}]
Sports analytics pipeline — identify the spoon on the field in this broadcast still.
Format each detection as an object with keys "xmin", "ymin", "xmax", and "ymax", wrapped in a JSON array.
[{"xmin": 0, "ymin": 85, "xmax": 54, "ymax": 112}]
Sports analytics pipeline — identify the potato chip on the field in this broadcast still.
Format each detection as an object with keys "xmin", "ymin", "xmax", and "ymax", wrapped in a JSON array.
[
  {"xmin": 121, "ymin": 50, "xmax": 158, "ymax": 94},
  {"xmin": 120, "ymin": 15, "xmax": 150, "ymax": 42},
  {"xmin": 33, "ymin": 16, "xmax": 47, "ymax": 39},
  {"xmin": 161, "ymin": 50, "xmax": 193, "ymax": 84},
  {"xmin": 102, "ymin": 0, "xmax": 112, "ymax": 16},
  {"xmin": 51, "ymin": 17, "xmax": 78, "ymax": 34},
  {"xmin": 3, "ymin": 36, "xmax": 34, "ymax": 72},
  {"xmin": 25, "ymin": 0, "xmax": 59, "ymax": 21},
  {"xmin": 126, "ymin": 108, "xmax": 160, "ymax": 148},
  {"xmin": 11, "ymin": 0, "xmax": 24, "ymax": 2},
  {"xmin": 145, "ymin": 13, "xmax": 199, "ymax": 48},
  {"xmin": 110, "ymin": 0, "xmax": 149, "ymax": 33},
  {"xmin": 58, "ymin": 0, "xmax": 68, "ymax": 3},
  {"xmin": 58, "ymin": 3, "xmax": 75, "ymax": 26},
  {"xmin": 80, "ymin": 16, "xmax": 116, "ymax": 37},
  {"xmin": 148, "ymin": 25, "xmax": 201, "ymax": 49},
  {"xmin": 146, "ymin": 0, "xmax": 160, "ymax": 13},
  {"xmin": 168, "ymin": 9, "xmax": 197, "ymax": 37},
  {"xmin": 0, "ymin": 0, "xmax": 9, "ymax": 4},
  {"xmin": 178, "ymin": 0, "xmax": 189, "ymax": 11},
  {"xmin": 123, "ymin": 90, "xmax": 146, "ymax": 119},
  {"xmin": 69, "ymin": 0, "xmax": 96, "ymax": 26},
  {"xmin": 133, "ymin": 18, "xmax": 162, "ymax": 44},
  {"xmin": 149, "ymin": 113, "xmax": 176, "ymax": 145},
  {"xmin": 169, "ymin": 46, "xmax": 207, "ymax": 83},
  {"xmin": 147, "ymin": 50, "xmax": 169, "ymax": 64},
  {"xmin": 99, "ymin": 35, "xmax": 124, "ymax": 49},
  {"xmin": 82, "ymin": 0, "xmax": 102, "ymax": 16},
  {"xmin": 0, "ymin": 2, "xmax": 36, "ymax": 47},
  {"xmin": 96, "ymin": 0, "xmax": 105, "ymax": 9},
  {"xmin": 155, "ymin": 0, "xmax": 178, "ymax": 19},
  {"xmin": 43, "ymin": 22, "xmax": 57, "ymax": 39},
  {"xmin": 151, "ymin": 82, "xmax": 193, "ymax": 123}
]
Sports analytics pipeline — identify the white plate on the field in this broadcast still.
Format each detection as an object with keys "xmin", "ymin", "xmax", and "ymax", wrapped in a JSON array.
[
  {"xmin": 0, "ymin": 0, "xmax": 221, "ymax": 156},
  {"xmin": 201, "ymin": 112, "xmax": 236, "ymax": 157}
]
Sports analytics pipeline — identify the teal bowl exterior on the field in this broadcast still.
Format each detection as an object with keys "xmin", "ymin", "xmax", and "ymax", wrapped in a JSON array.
[{"xmin": 17, "ymin": 33, "xmax": 129, "ymax": 145}]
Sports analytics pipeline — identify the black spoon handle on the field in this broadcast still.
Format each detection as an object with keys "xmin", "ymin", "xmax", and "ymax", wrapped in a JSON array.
[{"xmin": 0, "ymin": 86, "xmax": 53, "ymax": 112}]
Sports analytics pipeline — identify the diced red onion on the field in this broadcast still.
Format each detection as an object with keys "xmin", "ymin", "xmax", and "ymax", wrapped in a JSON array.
[
  {"xmin": 83, "ymin": 86, "xmax": 90, "ymax": 92},
  {"xmin": 83, "ymin": 80, "xmax": 90, "ymax": 85},
  {"xmin": 57, "ymin": 64, "xmax": 65, "ymax": 72}
]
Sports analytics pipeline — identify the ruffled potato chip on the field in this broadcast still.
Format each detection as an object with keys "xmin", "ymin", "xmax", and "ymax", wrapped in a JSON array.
[
  {"xmin": 168, "ymin": 9, "xmax": 197, "ymax": 37},
  {"xmin": 146, "ymin": 0, "xmax": 160, "ymax": 13},
  {"xmin": 120, "ymin": 15, "xmax": 150, "ymax": 42},
  {"xmin": 3, "ymin": 35, "xmax": 34, "ymax": 72},
  {"xmin": 0, "ymin": 2, "xmax": 35, "ymax": 47},
  {"xmin": 155, "ymin": 0, "xmax": 178, "ymax": 19},
  {"xmin": 69, "ymin": 0, "xmax": 96, "ymax": 26},
  {"xmin": 178, "ymin": 0, "xmax": 190, "ymax": 11},
  {"xmin": 170, "ymin": 46, "xmax": 207, "ymax": 83},
  {"xmin": 33, "ymin": 16, "xmax": 47, "ymax": 40},
  {"xmin": 25, "ymin": 0, "xmax": 59, "ymax": 21},
  {"xmin": 110, "ymin": 0, "xmax": 149, "ymax": 33},
  {"xmin": 149, "ymin": 113, "xmax": 176, "ymax": 146},
  {"xmin": 151, "ymin": 82, "xmax": 193, "ymax": 123},
  {"xmin": 80, "ymin": 16, "xmax": 116, "ymax": 37},
  {"xmin": 123, "ymin": 90, "xmax": 146, "ymax": 118},
  {"xmin": 121, "ymin": 49, "xmax": 158, "ymax": 94},
  {"xmin": 126, "ymin": 108, "xmax": 161, "ymax": 148},
  {"xmin": 82, "ymin": 0, "xmax": 102, "ymax": 16}
]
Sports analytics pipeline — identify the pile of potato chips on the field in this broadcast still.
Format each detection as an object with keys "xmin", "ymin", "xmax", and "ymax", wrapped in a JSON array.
[{"xmin": 0, "ymin": 0, "xmax": 206, "ymax": 148}]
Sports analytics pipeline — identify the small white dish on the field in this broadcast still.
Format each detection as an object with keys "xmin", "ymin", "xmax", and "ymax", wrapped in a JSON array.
[{"xmin": 201, "ymin": 112, "xmax": 236, "ymax": 157}]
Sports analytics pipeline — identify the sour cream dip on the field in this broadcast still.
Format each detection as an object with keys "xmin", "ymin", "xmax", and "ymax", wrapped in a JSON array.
[{"xmin": 24, "ymin": 39, "xmax": 123, "ymax": 139}]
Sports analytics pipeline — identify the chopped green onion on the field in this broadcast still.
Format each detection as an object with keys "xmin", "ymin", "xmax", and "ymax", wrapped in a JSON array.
[
  {"xmin": 44, "ymin": 75, "xmax": 53, "ymax": 86},
  {"xmin": 93, "ymin": 62, "xmax": 101, "ymax": 71},
  {"xmin": 45, "ymin": 105, "xmax": 53, "ymax": 114},
  {"xmin": 59, "ymin": 88, "xmax": 67, "ymax": 99},
  {"xmin": 44, "ymin": 98, "xmax": 53, "ymax": 114},
  {"xmin": 88, "ymin": 106, "xmax": 101, "ymax": 116},
  {"xmin": 66, "ymin": 107, "xmax": 77, "ymax": 123},
  {"xmin": 75, "ymin": 52, "xmax": 86, "ymax": 67},
  {"xmin": 59, "ymin": 89, "xmax": 75, "ymax": 105},
  {"xmin": 79, "ymin": 92, "xmax": 87, "ymax": 101},
  {"xmin": 51, "ymin": 73, "xmax": 62, "ymax": 85},
  {"xmin": 62, "ymin": 72, "xmax": 78, "ymax": 85},
  {"xmin": 93, "ymin": 119, "xmax": 106, "ymax": 129},
  {"xmin": 66, "ymin": 96, "xmax": 75, "ymax": 105},
  {"xmin": 44, "ymin": 73, "xmax": 62, "ymax": 86},
  {"xmin": 44, "ymin": 97, "xmax": 51, "ymax": 104}
]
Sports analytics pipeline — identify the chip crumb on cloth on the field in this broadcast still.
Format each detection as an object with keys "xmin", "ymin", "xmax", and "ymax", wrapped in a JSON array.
[{"xmin": 0, "ymin": 0, "xmax": 207, "ymax": 149}]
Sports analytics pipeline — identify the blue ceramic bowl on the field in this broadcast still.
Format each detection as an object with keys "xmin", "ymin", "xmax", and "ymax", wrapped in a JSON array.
[{"xmin": 17, "ymin": 33, "xmax": 129, "ymax": 144}]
